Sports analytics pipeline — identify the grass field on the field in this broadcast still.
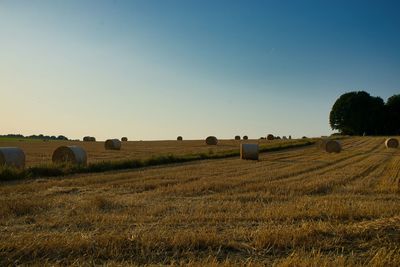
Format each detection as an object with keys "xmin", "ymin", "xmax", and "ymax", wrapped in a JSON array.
[{"xmin": 1, "ymin": 137, "xmax": 399, "ymax": 266}]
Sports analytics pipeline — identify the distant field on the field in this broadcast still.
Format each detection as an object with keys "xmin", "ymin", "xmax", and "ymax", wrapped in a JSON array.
[
  {"xmin": 1, "ymin": 137, "xmax": 399, "ymax": 266},
  {"xmin": 0, "ymin": 138, "xmax": 306, "ymax": 167}
]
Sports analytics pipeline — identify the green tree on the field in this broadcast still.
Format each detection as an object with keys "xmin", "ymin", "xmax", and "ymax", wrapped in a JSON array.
[
  {"xmin": 329, "ymin": 91, "xmax": 385, "ymax": 135},
  {"xmin": 385, "ymin": 94, "xmax": 400, "ymax": 134},
  {"xmin": 57, "ymin": 135, "xmax": 68, "ymax": 140}
]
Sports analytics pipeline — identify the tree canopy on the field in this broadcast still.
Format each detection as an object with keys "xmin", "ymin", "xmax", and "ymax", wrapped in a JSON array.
[
  {"xmin": 385, "ymin": 94, "xmax": 400, "ymax": 134},
  {"xmin": 330, "ymin": 91, "xmax": 400, "ymax": 135},
  {"xmin": 0, "ymin": 134, "xmax": 69, "ymax": 140}
]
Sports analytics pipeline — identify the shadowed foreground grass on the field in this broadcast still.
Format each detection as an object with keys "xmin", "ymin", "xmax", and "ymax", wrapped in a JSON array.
[
  {"xmin": 0, "ymin": 139, "xmax": 315, "ymax": 181},
  {"xmin": 0, "ymin": 137, "xmax": 399, "ymax": 266}
]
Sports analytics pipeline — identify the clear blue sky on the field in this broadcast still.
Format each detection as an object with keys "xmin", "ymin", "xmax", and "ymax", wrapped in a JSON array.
[{"xmin": 1, "ymin": 0, "xmax": 399, "ymax": 140}]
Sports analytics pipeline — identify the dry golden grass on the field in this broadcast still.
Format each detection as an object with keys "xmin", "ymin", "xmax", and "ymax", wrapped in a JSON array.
[
  {"xmin": 0, "ymin": 139, "xmax": 284, "ymax": 167},
  {"xmin": 0, "ymin": 137, "xmax": 399, "ymax": 266}
]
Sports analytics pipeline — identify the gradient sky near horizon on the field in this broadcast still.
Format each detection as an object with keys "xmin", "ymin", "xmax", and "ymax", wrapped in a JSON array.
[{"xmin": 1, "ymin": 1, "xmax": 400, "ymax": 140}]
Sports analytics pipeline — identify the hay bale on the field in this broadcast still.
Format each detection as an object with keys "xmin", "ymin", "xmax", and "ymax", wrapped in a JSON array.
[
  {"xmin": 385, "ymin": 138, "xmax": 399, "ymax": 148},
  {"xmin": 105, "ymin": 139, "xmax": 122, "ymax": 150},
  {"xmin": 240, "ymin": 143, "xmax": 259, "ymax": 160},
  {"xmin": 282, "ymin": 136, "xmax": 287, "ymax": 140},
  {"xmin": 318, "ymin": 138, "xmax": 329, "ymax": 149},
  {"xmin": 177, "ymin": 136, "xmax": 183, "ymax": 141},
  {"xmin": 121, "ymin": 137, "xmax": 128, "ymax": 142},
  {"xmin": 302, "ymin": 136, "xmax": 308, "ymax": 139},
  {"xmin": 0, "ymin": 147, "xmax": 25, "ymax": 168},
  {"xmin": 322, "ymin": 140, "xmax": 341, "ymax": 153},
  {"xmin": 234, "ymin": 135, "xmax": 241, "ymax": 140},
  {"xmin": 52, "ymin": 146, "xmax": 87, "ymax": 165},
  {"xmin": 205, "ymin": 136, "xmax": 218, "ymax": 145},
  {"xmin": 267, "ymin": 134, "xmax": 274, "ymax": 140},
  {"xmin": 83, "ymin": 136, "xmax": 96, "ymax": 142},
  {"xmin": 275, "ymin": 136, "xmax": 281, "ymax": 140},
  {"xmin": 243, "ymin": 135, "xmax": 248, "ymax": 140}
]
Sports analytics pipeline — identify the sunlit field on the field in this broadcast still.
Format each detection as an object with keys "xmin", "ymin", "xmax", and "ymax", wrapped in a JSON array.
[
  {"xmin": 1, "ymin": 137, "xmax": 399, "ymax": 266},
  {"xmin": 2, "ymin": 0, "xmax": 400, "ymax": 265},
  {"xmin": 0, "ymin": 138, "xmax": 293, "ymax": 167}
]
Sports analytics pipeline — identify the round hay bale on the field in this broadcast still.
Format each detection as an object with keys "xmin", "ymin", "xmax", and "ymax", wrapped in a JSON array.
[
  {"xmin": 243, "ymin": 135, "xmax": 248, "ymax": 140},
  {"xmin": 302, "ymin": 136, "xmax": 308, "ymax": 139},
  {"xmin": 240, "ymin": 143, "xmax": 259, "ymax": 160},
  {"xmin": 205, "ymin": 136, "xmax": 218, "ymax": 145},
  {"xmin": 52, "ymin": 146, "xmax": 87, "ymax": 165},
  {"xmin": 275, "ymin": 136, "xmax": 281, "ymax": 140},
  {"xmin": 105, "ymin": 139, "xmax": 122, "ymax": 150},
  {"xmin": 177, "ymin": 136, "xmax": 183, "ymax": 141},
  {"xmin": 267, "ymin": 134, "xmax": 274, "ymax": 140},
  {"xmin": 385, "ymin": 138, "xmax": 399, "ymax": 148},
  {"xmin": 323, "ymin": 140, "xmax": 341, "ymax": 153},
  {"xmin": 234, "ymin": 135, "xmax": 241, "ymax": 140},
  {"xmin": 0, "ymin": 147, "xmax": 25, "ymax": 169},
  {"xmin": 121, "ymin": 137, "xmax": 128, "ymax": 142},
  {"xmin": 83, "ymin": 136, "xmax": 96, "ymax": 142},
  {"xmin": 318, "ymin": 138, "xmax": 329, "ymax": 149}
]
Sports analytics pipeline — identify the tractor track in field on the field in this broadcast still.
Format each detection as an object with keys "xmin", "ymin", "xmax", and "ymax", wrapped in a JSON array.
[
  {"xmin": 210, "ymin": 141, "xmax": 391, "ymax": 199},
  {"xmin": 26, "ymin": 144, "xmax": 318, "ymax": 193},
  {"xmin": 64, "ymin": 146, "xmax": 320, "ymax": 196},
  {"xmin": 271, "ymin": 139, "xmax": 393, "ymax": 194},
  {"xmin": 256, "ymin": 138, "xmax": 368, "ymax": 163},
  {"xmin": 97, "ymin": 138, "xmax": 384, "ymax": 198},
  {"xmin": 10, "ymin": 138, "xmax": 384, "ymax": 198},
  {"xmin": 1, "ymin": 141, "xmax": 317, "ymax": 189},
  {"xmin": 341, "ymin": 149, "xmax": 400, "ymax": 193},
  {"xmin": 303, "ymin": 151, "xmax": 392, "ymax": 196},
  {"xmin": 213, "ymin": 139, "xmax": 386, "ymax": 194},
  {"xmin": 146, "ymin": 138, "xmax": 385, "ymax": 197}
]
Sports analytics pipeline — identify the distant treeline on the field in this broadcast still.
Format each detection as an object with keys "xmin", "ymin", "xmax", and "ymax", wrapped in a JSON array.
[
  {"xmin": 0, "ymin": 134, "xmax": 69, "ymax": 140},
  {"xmin": 330, "ymin": 91, "xmax": 400, "ymax": 136}
]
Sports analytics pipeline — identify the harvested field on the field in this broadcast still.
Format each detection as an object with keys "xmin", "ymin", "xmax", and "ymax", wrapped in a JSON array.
[
  {"xmin": 0, "ymin": 137, "xmax": 399, "ymax": 266},
  {"xmin": 0, "ymin": 139, "xmax": 303, "ymax": 167}
]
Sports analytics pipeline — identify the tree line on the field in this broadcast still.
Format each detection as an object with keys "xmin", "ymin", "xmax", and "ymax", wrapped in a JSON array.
[
  {"xmin": 330, "ymin": 91, "xmax": 400, "ymax": 135},
  {"xmin": 0, "ymin": 134, "xmax": 69, "ymax": 140}
]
